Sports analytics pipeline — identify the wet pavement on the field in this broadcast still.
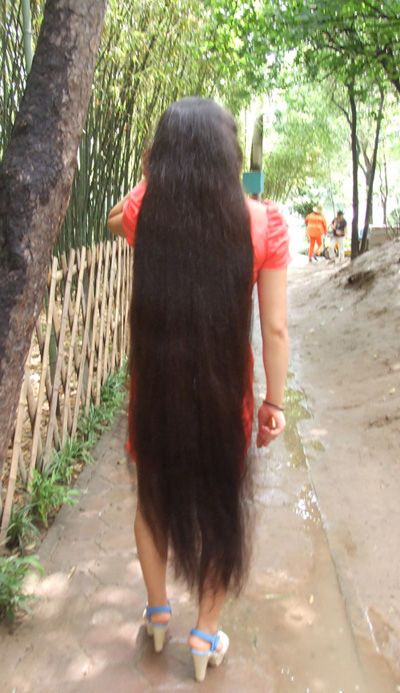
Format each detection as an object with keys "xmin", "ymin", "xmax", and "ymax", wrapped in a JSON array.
[{"xmin": 0, "ymin": 286, "xmax": 398, "ymax": 691}]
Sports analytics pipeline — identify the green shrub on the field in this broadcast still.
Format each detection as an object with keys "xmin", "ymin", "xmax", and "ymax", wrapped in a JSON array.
[
  {"xmin": 78, "ymin": 364, "xmax": 127, "ymax": 443},
  {"xmin": 50, "ymin": 437, "xmax": 92, "ymax": 484},
  {"xmin": 6, "ymin": 504, "xmax": 39, "ymax": 553},
  {"xmin": 0, "ymin": 554, "xmax": 43, "ymax": 622},
  {"xmin": 29, "ymin": 469, "xmax": 79, "ymax": 528}
]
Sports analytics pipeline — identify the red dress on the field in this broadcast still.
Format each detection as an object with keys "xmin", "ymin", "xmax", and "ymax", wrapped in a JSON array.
[{"xmin": 122, "ymin": 182, "xmax": 290, "ymax": 458}]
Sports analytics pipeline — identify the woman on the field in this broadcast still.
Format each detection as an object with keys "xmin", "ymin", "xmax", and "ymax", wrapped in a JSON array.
[
  {"xmin": 108, "ymin": 97, "xmax": 289, "ymax": 682},
  {"xmin": 329, "ymin": 210, "xmax": 347, "ymax": 262}
]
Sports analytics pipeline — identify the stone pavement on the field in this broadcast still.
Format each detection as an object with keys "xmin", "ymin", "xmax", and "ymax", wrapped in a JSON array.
[{"xmin": 0, "ymin": 285, "xmax": 398, "ymax": 692}]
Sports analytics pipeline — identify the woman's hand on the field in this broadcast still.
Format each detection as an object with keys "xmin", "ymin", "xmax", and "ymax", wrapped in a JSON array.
[{"xmin": 256, "ymin": 401, "xmax": 286, "ymax": 448}]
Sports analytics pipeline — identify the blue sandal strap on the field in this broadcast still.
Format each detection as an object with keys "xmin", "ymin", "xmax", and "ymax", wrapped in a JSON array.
[
  {"xmin": 190, "ymin": 628, "xmax": 220, "ymax": 652},
  {"xmin": 146, "ymin": 604, "xmax": 172, "ymax": 617}
]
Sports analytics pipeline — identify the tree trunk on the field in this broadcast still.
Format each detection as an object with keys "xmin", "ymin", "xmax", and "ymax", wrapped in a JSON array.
[
  {"xmin": 361, "ymin": 145, "xmax": 373, "ymax": 224},
  {"xmin": 379, "ymin": 156, "xmax": 388, "ymax": 226},
  {"xmin": 0, "ymin": 0, "xmax": 107, "ymax": 474},
  {"xmin": 326, "ymin": 157, "xmax": 335, "ymax": 216},
  {"xmin": 360, "ymin": 88, "xmax": 385, "ymax": 253},
  {"xmin": 250, "ymin": 114, "xmax": 263, "ymax": 172},
  {"xmin": 250, "ymin": 114, "xmax": 263, "ymax": 200},
  {"xmin": 348, "ymin": 82, "xmax": 359, "ymax": 260}
]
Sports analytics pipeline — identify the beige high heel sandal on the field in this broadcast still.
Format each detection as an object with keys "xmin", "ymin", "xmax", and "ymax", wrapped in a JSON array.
[
  {"xmin": 190, "ymin": 628, "xmax": 230, "ymax": 682},
  {"xmin": 143, "ymin": 604, "xmax": 171, "ymax": 653}
]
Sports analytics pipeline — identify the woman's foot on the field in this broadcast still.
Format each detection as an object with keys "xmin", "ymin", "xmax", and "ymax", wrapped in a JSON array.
[
  {"xmin": 143, "ymin": 603, "xmax": 171, "ymax": 652},
  {"xmin": 188, "ymin": 629, "xmax": 223, "ymax": 653},
  {"xmin": 147, "ymin": 608, "xmax": 171, "ymax": 626},
  {"xmin": 189, "ymin": 627, "xmax": 230, "ymax": 682}
]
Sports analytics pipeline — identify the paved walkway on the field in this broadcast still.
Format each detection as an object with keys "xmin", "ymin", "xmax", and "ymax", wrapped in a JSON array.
[{"xmin": 0, "ymin": 271, "xmax": 397, "ymax": 692}]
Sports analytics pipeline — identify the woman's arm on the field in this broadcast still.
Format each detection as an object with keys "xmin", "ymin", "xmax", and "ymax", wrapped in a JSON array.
[
  {"xmin": 107, "ymin": 193, "xmax": 130, "ymax": 237},
  {"xmin": 256, "ymin": 267, "xmax": 289, "ymax": 447}
]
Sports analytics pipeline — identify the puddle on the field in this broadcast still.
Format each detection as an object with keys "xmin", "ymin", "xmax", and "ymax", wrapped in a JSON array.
[
  {"xmin": 309, "ymin": 438, "xmax": 326, "ymax": 452},
  {"xmin": 283, "ymin": 376, "xmax": 311, "ymax": 469},
  {"xmin": 281, "ymin": 375, "xmax": 324, "ymax": 532},
  {"xmin": 294, "ymin": 484, "xmax": 320, "ymax": 527}
]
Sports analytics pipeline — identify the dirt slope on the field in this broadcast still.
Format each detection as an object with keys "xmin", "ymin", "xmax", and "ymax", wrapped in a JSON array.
[{"xmin": 289, "ymin": 239, "xmax": 400, "ymax": 679}]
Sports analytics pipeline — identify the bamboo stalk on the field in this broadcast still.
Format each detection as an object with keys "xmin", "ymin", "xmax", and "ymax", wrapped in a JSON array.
[
  {"xmin": 18, "ymin": 449, "xmax": 27, "ymax": 486},
  {"xmin": 34, "ymin": 317, "xmax": 61, "ymax": 440},
  {"xmin": 44, "ymin": 249, "xmax": 76, "ymax": 460},
  {"xmin": 0, "ymin": 378, "xmax": 28, "ymax": 541},
  {"xmin": 21, "ymin": 0, "xmax": 33, "ymax": 73},
  {"xmin": 47, "ymin": 264, "xmax": 84, "ymax": 286},
  {"xmin": 96, "ymin": 241, "xmax": 111, "ymax": 404},
  {"xmin": 49, "ymin": 294, "xmax": 70, "ymax": 438},
  {"xmin": 103, "ymin": 240, "xmax": 117, "ymax": 383},
  {"xmin": 112, "ymin": 237, "xmax": 122, "ymax": 370},
  {"xmin": 86, "ymin": 242, "xmax": 103, "ymax": 413},
  {"xmin": 61, "ymin": 246, "xmax": 86, "ymax": 446},
  {"xmin": 29, "ymin": 257, "xmax": 58, "ymax": 483},
  {"xmin": 71, "ymin": 252, "xmax": 83, "ymax": 376},
  {"xmin": 71, "ymin": 245, "xmax": 96, "ymax": 437},
  {"xmin": 60, "ymin": 252, "xmax": 68, "ymax": 276},
  {"xmin": 25, "ymin": 350, "xmax": 44, "ymax": 463}
]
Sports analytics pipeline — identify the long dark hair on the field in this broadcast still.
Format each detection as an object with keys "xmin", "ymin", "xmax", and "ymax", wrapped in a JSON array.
[{"xmin": 130, "ymin": 97, "xmax": 253, "ymax": 596}]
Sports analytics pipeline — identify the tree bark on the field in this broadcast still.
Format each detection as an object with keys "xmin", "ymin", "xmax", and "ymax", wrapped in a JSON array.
[
  {"xmin": 250, "ymin": 114, "xmax": 263, "ymax": 172},
  {"xmin": 379, "ymin": 156, "xmax": 388, "ymax": 226},
  {"xmin": 361, "ymin": 144, "xmax": 372, "ymax": 221},
  {"xmin": 360, "ymin": 88, "xmax": 385, "ymax": 253},
  {"xmin": 0, "ymin": 0, "xmax": 107, "ymax": 474},
  {"xmin": 348, "ymin": 82, "xmax": 359, "ymax": 260},
  {"xmin": 250, "ymin": 114, "xmax": 263, "ymax": 200}
]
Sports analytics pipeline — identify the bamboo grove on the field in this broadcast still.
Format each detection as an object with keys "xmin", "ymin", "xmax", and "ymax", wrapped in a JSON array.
[{"xmin": 1, "ymin": 0, "xmax": 253, "ymax": 255}]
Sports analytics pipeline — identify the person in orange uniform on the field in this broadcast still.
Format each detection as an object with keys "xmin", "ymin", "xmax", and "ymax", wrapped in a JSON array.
[{"xmin": 305, "ymin": 205, "xmax": 327, "ymax": 262}]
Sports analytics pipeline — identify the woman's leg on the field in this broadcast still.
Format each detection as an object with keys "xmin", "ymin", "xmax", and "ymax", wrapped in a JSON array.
[
  {"xmin": 188, "ymin": 586, "xmax": 226, "ymax": 651},
  {"xmin": 329, "ymin": 235, "xmax": 336, "ymax": 259},
  {"xmin": 134, "ymin": 503, "xmax": 170, "ymax": 624},
  {"xmin": 308, "ymin": 236, "xmax": 316, "ymax": 260}
]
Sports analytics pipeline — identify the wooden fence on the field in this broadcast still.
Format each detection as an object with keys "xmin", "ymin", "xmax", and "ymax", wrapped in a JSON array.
[{"xmin": 0, "ymin": 238, "xmax": 133, "ymax": 539}]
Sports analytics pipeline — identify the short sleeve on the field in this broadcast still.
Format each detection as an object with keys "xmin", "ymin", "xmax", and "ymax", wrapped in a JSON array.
[
  {"xmin": 261, "ymin": 202, "xmax": 290, "ymax": 270},
  {"xmin": 121, "ymin": 180, "xmax": 147, "ymax": 246}
]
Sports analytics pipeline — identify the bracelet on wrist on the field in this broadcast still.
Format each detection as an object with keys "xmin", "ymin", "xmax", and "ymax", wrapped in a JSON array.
[{"xmin": 263, "ymin": 399, "xmax": 284, "ymax": 412}]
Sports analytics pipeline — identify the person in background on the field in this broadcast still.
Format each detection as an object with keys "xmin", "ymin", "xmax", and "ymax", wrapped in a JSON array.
[
  {"xmin": 107, "ymin": 97, "xmax": 289, "ymax": 683},
  {"xmin": 305, "ymin": 205, "xmax": 327, "ymax": 263},
  {"xmin": 329, "ymin": 210, "xmax": 347, "ymax": 262}
]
